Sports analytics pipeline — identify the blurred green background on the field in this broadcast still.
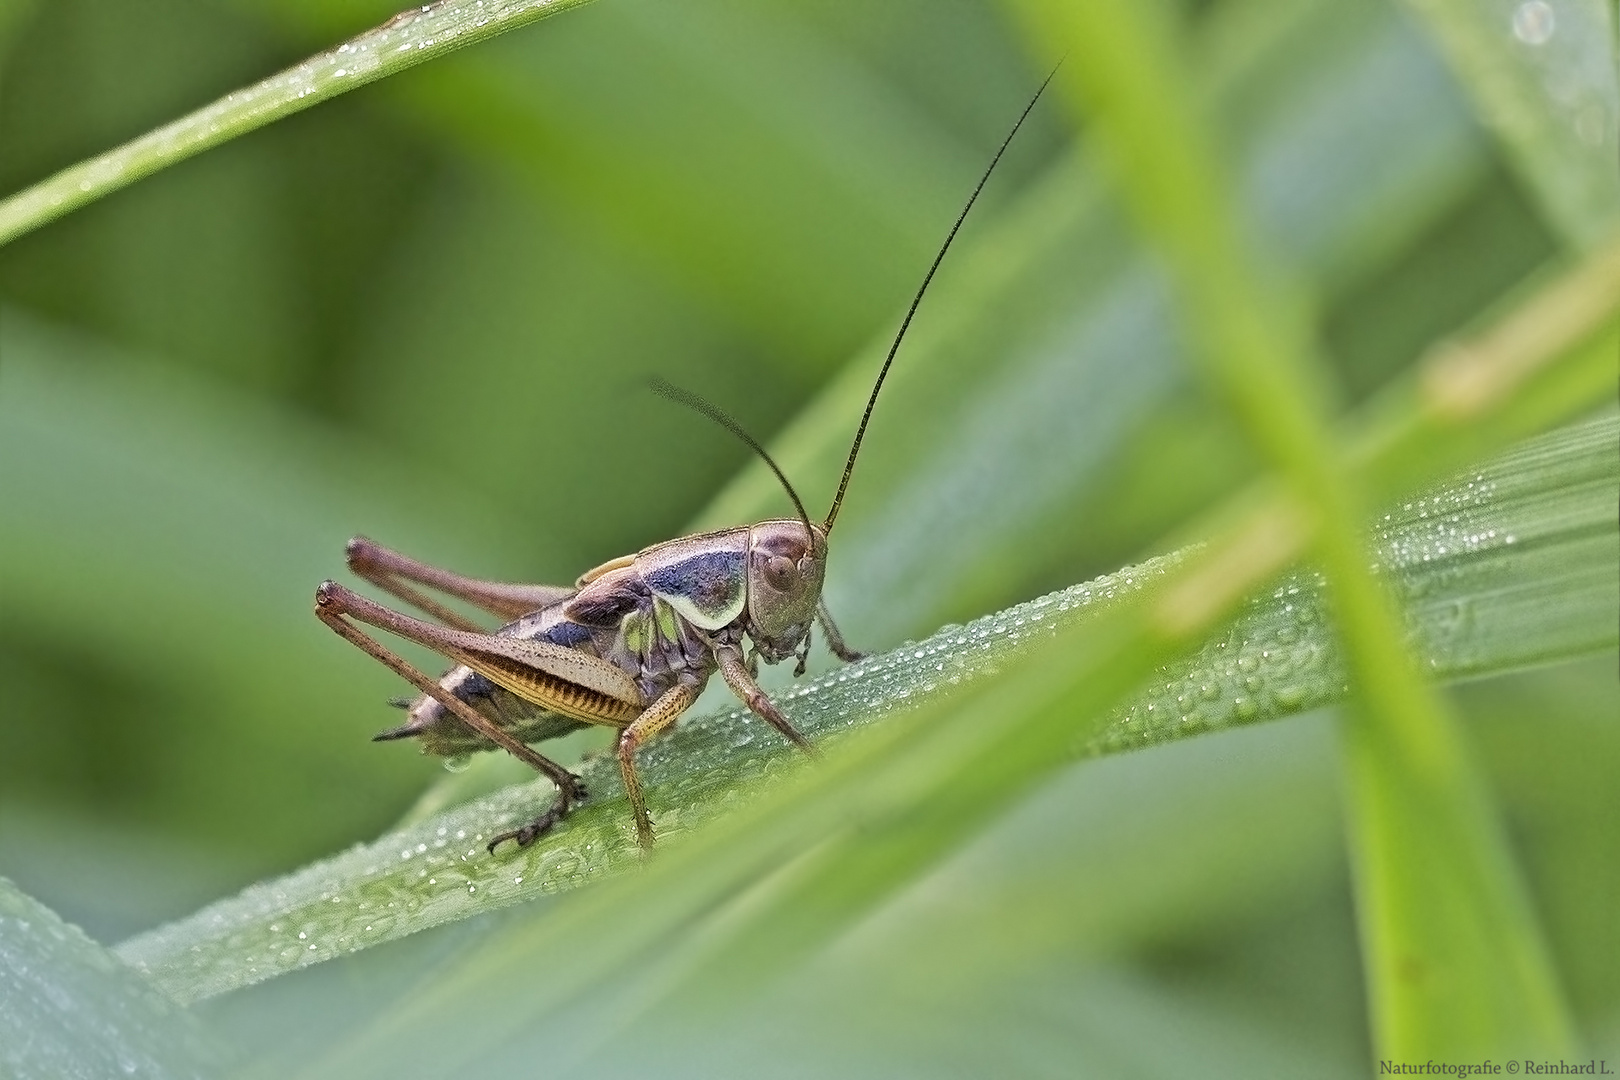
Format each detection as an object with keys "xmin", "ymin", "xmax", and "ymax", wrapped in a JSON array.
[
  {"xmin": 0, "ymin": 0, "xmax": 1615, "ymax": 1075},
  {"xmin": 0, "ymin": 0, "xmax": 1066, "ymax": 919}
]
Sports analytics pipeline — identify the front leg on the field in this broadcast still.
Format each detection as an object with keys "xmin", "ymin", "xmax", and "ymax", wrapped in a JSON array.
[
  {"xmin": 714, "ymin": 645, "xmax": 815, "ymax": 756},
  {"xmin": 817, "ymin": 601, "xmax": 865, "ymax": 663}
]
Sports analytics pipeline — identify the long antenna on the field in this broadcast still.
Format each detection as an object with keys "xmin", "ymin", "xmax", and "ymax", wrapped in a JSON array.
[
  {"xmin": 650, "ymin": 377, "xmax": 818, "ymax": 547},
  {"xmin": 821, "ymin": 66, "xmax": 1058, "ymax": 534}
]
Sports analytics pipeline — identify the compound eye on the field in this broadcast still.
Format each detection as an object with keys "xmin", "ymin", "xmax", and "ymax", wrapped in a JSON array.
[{"xmin": 763, "ymin": 555, "xmax": 798, "ymax": 591}]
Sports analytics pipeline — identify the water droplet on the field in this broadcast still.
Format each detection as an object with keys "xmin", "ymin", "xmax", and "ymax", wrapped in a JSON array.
[
  {"xmin": 1273, "ymin": 684, "xmax": 1306, "ymax": 710},
  {"xmin": 1512, "ymin": 0, "xmax": 1554, "ymax": 44},
  {"xmin": 443, "ymin": 753, "xmax": 472, "ymax": 773}
]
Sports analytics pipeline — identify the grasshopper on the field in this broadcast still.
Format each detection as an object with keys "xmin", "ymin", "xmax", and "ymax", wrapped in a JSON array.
[{"xmin": 314, "ymin": 73, "xmax": 1052, "ymax": 852}]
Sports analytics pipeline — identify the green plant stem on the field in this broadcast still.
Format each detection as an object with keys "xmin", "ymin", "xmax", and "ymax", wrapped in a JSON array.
[
  {"xmin": 1025, "ymin": 0, "xmax": 1576, "ymax": 1058},
  {"xmin": 0, "ymin": 0, "xmax": 598, "ymax": 247}
]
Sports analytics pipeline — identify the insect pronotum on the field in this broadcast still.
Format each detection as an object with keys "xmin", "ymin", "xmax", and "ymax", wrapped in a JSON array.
[{"xmin": 314, "ymin": 71, "xmax": 1054, "ymax": 852}]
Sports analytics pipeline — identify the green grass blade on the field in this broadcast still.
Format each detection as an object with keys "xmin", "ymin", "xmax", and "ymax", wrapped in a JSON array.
[
  {"xmin": 116, "ymin": 551, "xmax": 1189, "ymax": 1004},
  {"xmin": 1100, "ymin": 415, "xmax": 1620, "ymax": 755},
  {"xmin": 0, "ymin": 311, "xmax": 554, "ymax": 869},
  {"xmin": 0, "ymin": 877, "xmax": 224, "ymax": 1078},
  {"xmin": 275, "ymin": 413, "xmax": 1615, "ymax": 1079},
  {"xmin": 1352, "ymin": 242, "xmax": 1620, "ymax": 498},
  {"xmin": 1023, "ymin": 0, "xmax": 1577, "ymax": 1058},
  {"xmin": 115, "ymin": 413, "xmax": 1617, "ymax": 1004},
  {"xmin": 1399, "ymin": 0, "xmax": 1620, "ymax": 248},
  {"xmin": 0, "ymin": 0, "xmax": 597, "ymax": 247}
]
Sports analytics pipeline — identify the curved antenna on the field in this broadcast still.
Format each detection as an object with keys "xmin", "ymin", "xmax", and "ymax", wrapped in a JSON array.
[
  {"xmin": 650, "ymin": 377, "xmax": 818, "ymax": 547},
  {"xmin": 822, "ymin": 66, "xmax": 1058, "ymax": 535}
]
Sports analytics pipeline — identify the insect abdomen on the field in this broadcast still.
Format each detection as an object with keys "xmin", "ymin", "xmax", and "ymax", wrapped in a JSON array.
[{"xmin": 380, "ymin": 669, "xmax": 588, "ymax": 756}]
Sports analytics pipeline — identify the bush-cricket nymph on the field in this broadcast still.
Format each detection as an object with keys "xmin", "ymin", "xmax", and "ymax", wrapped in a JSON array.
[{"xmin": 314, "ymin": 72, "xmax": 1054, "ymax": 852}]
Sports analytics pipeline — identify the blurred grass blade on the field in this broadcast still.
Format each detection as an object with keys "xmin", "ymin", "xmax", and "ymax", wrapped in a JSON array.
[
  {"xmin": 1097, "ymin": 414, "xmax": 1619, "ymax": 755},
  {"xmin": 381, "ymin": 0, "xmax": 1022, "ymax": 370},
  {"xmin": 1399, "ymin": 0, "xmax": 1620, "ymax": 248},
  {"xmin": 0, "ymin": 0, "xmax": 597, "ymax": 246},
  {"xmin": 116, "ymin": 414, "xmax": 1617, "ymax": 1004},
  {"xmin": 0, "ymin": 877, "xmax": 224, "ymax": 1078},
  {"xmin": 0, "ymin": 311, "xmax": 548, "ymax": 866},
  {"xmin": 1351, "ymin": 240, "xmax": 1620, "ymax": 498},
  {"xmin": 1026, "ymin": 0, "xmax": 1576, "ymax": 1058}
]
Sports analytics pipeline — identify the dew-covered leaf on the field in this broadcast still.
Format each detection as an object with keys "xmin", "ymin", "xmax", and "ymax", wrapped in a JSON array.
[
  {"xmin": 0, "ymin": 877, "xmax": 222, "ymax": 1080},
  {"xmin": 116, "ymin": 414, "xmax": 1618, "ymax": 1003}
]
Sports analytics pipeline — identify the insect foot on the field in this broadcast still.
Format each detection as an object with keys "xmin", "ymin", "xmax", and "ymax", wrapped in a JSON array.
[{"xmin": 486, "ymin": 771, "xmax": 588, "ymax": 854}]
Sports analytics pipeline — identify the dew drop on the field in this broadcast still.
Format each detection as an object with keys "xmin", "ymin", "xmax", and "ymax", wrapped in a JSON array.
[
  {"xmin": 1273, "ymin": 684, "xmax": 1306, "ymax": 710},
  {"xmin": 1512, "ymin": 0, "xmax": 1554, "ymax": 44}
]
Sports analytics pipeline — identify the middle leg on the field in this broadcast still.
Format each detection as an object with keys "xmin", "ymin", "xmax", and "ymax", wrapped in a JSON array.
[{"xmin": 617, "ymin": 683, "xmax": 700, "ymax": 849}]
